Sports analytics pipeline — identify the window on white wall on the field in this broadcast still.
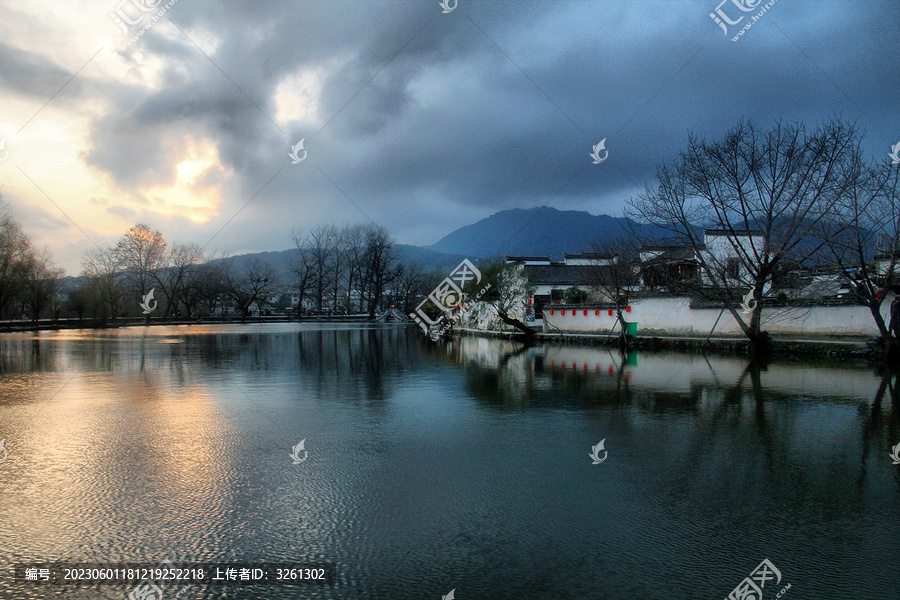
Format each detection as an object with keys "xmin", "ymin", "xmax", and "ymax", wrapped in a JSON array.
[{"xmin": 725, "ymin": 258, "xmax": 740, "ymax": 280}]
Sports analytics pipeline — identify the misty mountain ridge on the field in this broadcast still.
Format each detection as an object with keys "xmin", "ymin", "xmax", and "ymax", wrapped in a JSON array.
[{"xmin": 426, "ymin": 206, "xmax": 668, "ymax": 260}]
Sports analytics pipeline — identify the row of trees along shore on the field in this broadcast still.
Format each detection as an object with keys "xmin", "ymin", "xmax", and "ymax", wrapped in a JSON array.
[{"xmin": 0, "ymin": 205, "xmax": 441, "ymax": 324}]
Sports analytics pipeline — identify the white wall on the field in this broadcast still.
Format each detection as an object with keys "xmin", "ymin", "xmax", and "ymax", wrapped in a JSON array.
[
  {"xmin": 701, "ymin": 233, "xmax": 766, "ymax": 286},
  {"xmin": 543, "ymin": 295, "xmax": 890, "ymax": 337}
]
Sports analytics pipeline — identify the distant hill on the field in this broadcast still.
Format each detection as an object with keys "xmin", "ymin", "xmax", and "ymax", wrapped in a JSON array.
[{"xmin": 425, "ymin": 206, "xmax": 668, "ymax": 259}]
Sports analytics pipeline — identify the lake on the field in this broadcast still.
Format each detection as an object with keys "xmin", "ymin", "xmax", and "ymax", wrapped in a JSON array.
[{"xmin": 1, "ymin": 323, "xmax": 898, "ymax": 600}]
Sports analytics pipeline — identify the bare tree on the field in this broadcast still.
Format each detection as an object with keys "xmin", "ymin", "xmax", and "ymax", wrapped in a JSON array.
[
  {"xmin": 359, "ymin": 224, "xmax": 399, "ymax": 319},
  {"xmin": 155, "ymin": 243, "xmax": 204, "ymax": 318},
  {"xmin": 23, "ymin": 247, "xmax": 63, "ymax": 323},
  {"xmin": 64, "ymin": 280, "xmax": 94, "ymax": 322},
  {"xmin": 304, "ymin": 225, "xmax": 337, "ymax": 312},
  {"xmin": 342, "ymin": 224, "xmax": 368, "ymax": 313},
  {"xmin": 115, "ymin": 224, "xmax": 167, "ymax": 315},
  {"xmin": 330, "ymin": 227, "xmax": 351, "ymax": 314},
  {"xmin": 289, "ymin": 230, "xmax": 315, "ymax": 315},
  {"xmin": 587, "ymin": 236, "xmax": 641, "ymax": 348},
  {"xmin": 190, "ymin": 259, "xmax": 228, "ymax": 317},
  {"xmin": 626, "ymin": 117, "xmax": 861, "ymax": 353},
  {"xmin": 395, "ymin": 262, "xmax": 432, "ymax": 314},
  {"xmin": 82, "ymin": 247, "xmax": 125, "ymax": 320},
  {"xmin": 0, "ymin": 198, "xmax": 32, "ymax": 319},
  {"xmin": 823, "ymin": 157, "xmax": 900, "ymax": 357},
  {"xmin": 224, "ymin": 258, "xmax": 275, "ymax": 322}
]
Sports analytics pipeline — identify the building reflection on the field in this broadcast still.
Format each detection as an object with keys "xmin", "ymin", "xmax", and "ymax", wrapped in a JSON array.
[{"xmin": 432, "ymin": 337, "xmax": 900, "ymax": 505}]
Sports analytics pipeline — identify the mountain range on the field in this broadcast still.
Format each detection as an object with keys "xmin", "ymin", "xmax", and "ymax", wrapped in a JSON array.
[
  {"xmin": 223, "ymin": 206, "xmax": 651, "ymax": 277},
  {"xmin": 425, "ymin": 206, "xmax": 664, "ymax": 260}
]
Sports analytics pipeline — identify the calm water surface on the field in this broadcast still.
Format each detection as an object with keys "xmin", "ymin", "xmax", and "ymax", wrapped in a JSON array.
[{"xmin": 0, "ymin": 323, "xmax": 898, "ymax": 600}]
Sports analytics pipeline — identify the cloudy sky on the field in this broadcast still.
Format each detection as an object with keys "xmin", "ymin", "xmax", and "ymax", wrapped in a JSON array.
[{"xmin": 0, "ymin": 0, "xmax": 897, "ymax": 273}]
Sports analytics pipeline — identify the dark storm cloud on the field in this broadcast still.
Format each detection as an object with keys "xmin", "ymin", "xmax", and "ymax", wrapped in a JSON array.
[{"xmin": 18, "ymin": 0, "xmax": 895, "ymax": 254}]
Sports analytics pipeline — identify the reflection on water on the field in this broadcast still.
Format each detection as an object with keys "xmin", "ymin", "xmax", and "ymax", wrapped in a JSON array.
[{"xmin": 1, "ymin": 324, "xmax": 898, "ymax": 600}]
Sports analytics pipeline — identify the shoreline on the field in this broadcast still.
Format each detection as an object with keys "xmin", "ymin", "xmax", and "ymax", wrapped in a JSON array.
[
  {"xmin": 453, "ymin": 326, "xmax": 880, "ymax": 362},
  {"xmin": 0, "ymin": 315, "xmax": 379, "ymax": 333},
  {"xmin": 2, "ymin": 319, "xmax": 883, "ymax": 362}
]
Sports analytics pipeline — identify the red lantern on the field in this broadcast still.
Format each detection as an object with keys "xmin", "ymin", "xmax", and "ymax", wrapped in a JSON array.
[
  {"xmin": 608, "ymin": 309, "xmax": 613, "ymax": 316},
  {"xmin": 876, "ymin": 291, "xmax": 882, "ymax": 299},
  {"xmin": 626, "ymin": 305, "xmax": 631, "ymax": 313},
  {"xmin": 571, "ymin": 309, "xmax": 576, "ymax": 316},
  {"xmin": 549, "ymin": 309, "xmax": 554, "ymax": 315},
  {"xmin": 583, "ymin": 309, "xmax": 588, "ymax": 316},
  {"xmin": 594, "ymin": 309, "xmax": 600, "ymax": 316},
  {"xmin": 556, "ymin": 299, "xmax": 561, "ymax": 304}
]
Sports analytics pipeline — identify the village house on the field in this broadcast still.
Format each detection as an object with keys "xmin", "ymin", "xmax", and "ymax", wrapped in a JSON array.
[
  {"xmin": 507, "ymin": 228, "xmax": 885, "ymax": 322},
  {"xmin": 507, "ymin": 253, "xmax": 639, "ymax": 318},
  {"xmin": 638, "ymin": 245, "xmax": 701, "ymax": 291},
  {"xmin": 699, "ymin": 229, "xmax": 766, "ymax": 286}
]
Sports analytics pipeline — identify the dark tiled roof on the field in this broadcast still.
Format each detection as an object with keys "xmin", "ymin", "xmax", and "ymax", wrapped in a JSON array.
[
  {"xmin": 641, "ymin": 244, "xmax": 706, "ymax": 252},
  {"xmin": 524, "ymin": 264, "xmax": 638, "ymax": 286},
  {"xmin": 704, "ymin": 228, "xmax": 763, "ymax": 236},
  {"xmin": 564, "ymin": 252, "xmax": 616, "ymax": 259},
  {"xmin": 506, "ymin": 255, "xmax": 551, "ymax": 262}
]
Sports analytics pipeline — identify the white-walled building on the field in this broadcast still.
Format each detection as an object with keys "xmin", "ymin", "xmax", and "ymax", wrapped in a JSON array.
[{"xmin": 700, "ymin": 229, "xmax": 766, "ymax": 286}]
